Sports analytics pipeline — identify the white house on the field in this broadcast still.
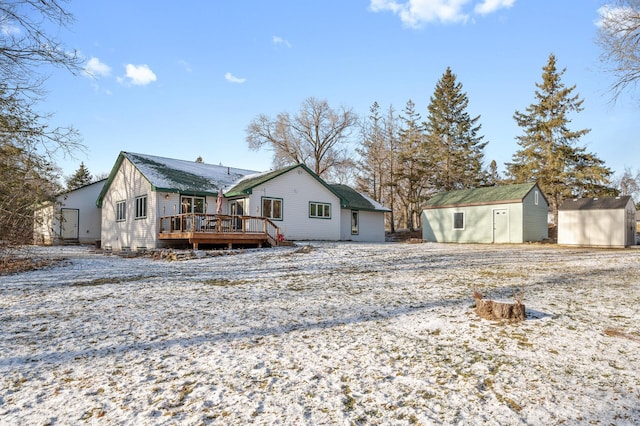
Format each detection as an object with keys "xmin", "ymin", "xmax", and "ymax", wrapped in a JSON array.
[
  {"xmin": 558, "ymin": 196, "xmax": 636, "ymax": 247},
  {"xmin": 96, "ymin": 152, "xmax": 390, "ymax": 251},
  {"xmin": 421, "ymin": 182, "xmax": 549, "ymax": 244},
  {"xmin": 33, "ymin": 179, "xmax": 106, "ymax": 245},
  {"xmin": 223, "ymin": 165, "xmax": 390, "ymax": 243}
]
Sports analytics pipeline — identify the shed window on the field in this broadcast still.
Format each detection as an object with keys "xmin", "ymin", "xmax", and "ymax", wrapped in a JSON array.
[
  {"xmin": 453, "ymin": 212, "xmax": 464, "ymax": 230},
  {"xmin": 534, "ymin": 190, "xmax": 539, "ymax": 206},
  {"xmin": 116, "ymin": 200, "xmax": 126, "ymax": 222},
  {"xmin": 135, "ymin": 195, "xmax": 147, "ymax": 219}
]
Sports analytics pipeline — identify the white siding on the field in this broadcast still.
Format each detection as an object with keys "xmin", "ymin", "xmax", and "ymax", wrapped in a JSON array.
[
  {"xmin": 247, "ymin": 168, "xmax": 341, "ymax": 241},
  {"xmin": 101, "ymin": 159, "xmax": 157, "ymax": 250},
  {"xmin": 558, "ymin": 201, "xmax": 636, "ymax": 247},
  {"xmin": 340, "ymin": 209, "xmax": 386, "ymax": 242},
  {"xmin": 33, "ymin": 205, "xmax": 55, "ymax": 245},
  {"xmin": 33, "ymin": 180, "xmax": 104, "ymax": 245}
]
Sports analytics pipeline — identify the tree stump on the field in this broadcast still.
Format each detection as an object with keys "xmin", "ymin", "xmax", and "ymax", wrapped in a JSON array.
[{"xmin": 474, "ymin": 292, "xmax": 526, "ymax": 322}]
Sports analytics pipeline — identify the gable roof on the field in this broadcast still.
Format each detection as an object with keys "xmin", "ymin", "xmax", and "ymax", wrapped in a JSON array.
[
  {"xmin": 329, "ymin": 184, "xmax": 391, "ymax": 212},
  {"xmin": 97, "ymin": 152, "xmax": 259, "ymax": 207},
  {"xmin": 559, "ymin": 196, "xmax": 633, "ymax": 211},
  {"xmin": 423, "ymin": 182, "xmax": 542, "ymax": 209},
  {"xmin": 225, "ymin": 163, "xmax": 390, "ymax": 212},
  {"xmin": 224, "ymin": 164, "xmax": 303, "ymax": 197}
]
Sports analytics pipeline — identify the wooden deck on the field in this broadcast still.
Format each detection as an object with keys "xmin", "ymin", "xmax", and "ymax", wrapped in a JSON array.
[{"xmin": 158, "ymin": 214, "xmax": 280, "ymax": 249}]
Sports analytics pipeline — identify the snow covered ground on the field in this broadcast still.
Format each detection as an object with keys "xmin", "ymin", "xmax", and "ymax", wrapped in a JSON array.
[{"xmin": 1, "ymin": 242, "xmax": 639, "ymax": 425}]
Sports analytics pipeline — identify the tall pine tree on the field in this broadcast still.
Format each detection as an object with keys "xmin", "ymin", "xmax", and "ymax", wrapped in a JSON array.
[
  {"xmin": 66, "ymin": 162, "xmax": 93, "ymax": 190},
  {"xmin": 424, "ymin": 67, "xmax": 488, "ymax": 191},
  {"xmin": 506, "ymin": 54, "xmax": 614, "ymax": 225}
]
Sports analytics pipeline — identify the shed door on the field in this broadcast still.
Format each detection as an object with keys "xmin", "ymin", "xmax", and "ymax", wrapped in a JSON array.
[
  {"xmin": 492, "ymin": 209, "xmax": 509, "ymax": 243},
  {"xmin": 61, "ymin": 208, "xmax": 79, "ymax": 240}
]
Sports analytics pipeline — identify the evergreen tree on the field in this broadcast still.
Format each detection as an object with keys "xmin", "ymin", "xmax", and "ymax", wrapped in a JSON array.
[
  {"xmin": 506, "ymin": 54, "xmax": 614, "ymax": 224},
  {"xmin": 487, "ymin": 160, "xmax": 502, "ymax": 186},
  {"xmin": 424, "ymin": 67, "xmax": 488, "ymax": 191},
  {"xmin": 66, "ymin": 162, "xmax": 93, "ymax": 190}
]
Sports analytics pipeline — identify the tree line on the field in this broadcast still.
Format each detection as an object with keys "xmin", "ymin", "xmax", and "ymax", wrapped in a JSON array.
[
  {"xmin": 2, "ymin": 1, "xmax": 640, "ymax": 247},
  {"xmin": 247, "ymin": 55, "xmax": 620, "ymax": 231}
]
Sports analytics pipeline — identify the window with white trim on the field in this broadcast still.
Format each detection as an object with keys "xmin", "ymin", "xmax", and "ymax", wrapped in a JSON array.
[
  {"xmin": 534, "ymin": 190, "xmax": 539, "ymax": 206},
  {"xmin": 453, "ymin": 211, "xmax": 464, "ymax": 230},
  {"xmin": 135, "ymin": 195, "xmax": 147, "ymax": 219},
  {"xmin": 309, "ymin": 202, "xmax": 331, "ymax": 219},
  {"xmin": 181, "ymin": 196, "xmax": 205, "ymax": 214},
  {"xmin": 262, "ymin": 197, "xmax": 282, "ymax": 220},
  {"xmin": 116, "ymin": 200, "xmax": 126, "ymax": 222}
]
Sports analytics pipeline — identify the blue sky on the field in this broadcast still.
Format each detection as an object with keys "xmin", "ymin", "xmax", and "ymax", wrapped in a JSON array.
[{"xmin": 44, "ymin": 0, "xmax": 638, "ymax": 182}]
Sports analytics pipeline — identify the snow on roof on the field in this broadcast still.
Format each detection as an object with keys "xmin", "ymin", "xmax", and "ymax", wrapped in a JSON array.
[{"xmin": 124, "ymin": 152, "xmax": 260, "ymax": 195}]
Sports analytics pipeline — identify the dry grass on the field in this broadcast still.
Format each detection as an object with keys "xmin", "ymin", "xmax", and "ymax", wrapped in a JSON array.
[{"xmin": 604, "ymin": 328, "xmax": 640, "ymax": 342}]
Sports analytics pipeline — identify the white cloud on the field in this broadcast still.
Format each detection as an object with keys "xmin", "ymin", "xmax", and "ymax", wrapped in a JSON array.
[
  {"xmin": 1, "ymin": 23, "xmax": 20, "ymax": 36},
  {"xmin": 474, "ymin": 0, "xmax": 514, "ymax": 15},
  {"xmin": 225, "ymin": 72, "xmax": 246, "ymax": 84},
  {"xmin": 272, "ymin": 35, "xmax": 292, "ymax": 48},
  {"xmin": 83, "ymin": 57, "xmax": 111, "ymax": 79},
  {"xmin": 123, "ymin": 64, "xmax": 157, "ymax": 86},
  {"xmin": 370, "ymin": 0, "xmax": 514, "ymax": 27},
  {"xmin": 595, "ymin": 4, "xmax": 633, "ymax": 30}
]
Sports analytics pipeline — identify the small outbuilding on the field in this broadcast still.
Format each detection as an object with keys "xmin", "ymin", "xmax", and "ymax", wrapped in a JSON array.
[
  {"xmin": 33, "ymin": 179, "xmax": 106, "ymax": 245},
  {"xmin": 421, "ymin": 182, "xmax": 549, "ymax": 244},
  {"xmin": 557, "ymin": 196, "xmax": 636, "ymax": 247}
]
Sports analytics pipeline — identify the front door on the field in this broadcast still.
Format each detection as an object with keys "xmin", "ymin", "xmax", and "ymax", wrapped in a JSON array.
[
  {"xmin": 61, "ymin": 208, "xmax": 79, "ymax": 240},
  {"xmin": 492, "ymin": 209, "xmax": 509, "ymax": 243}
]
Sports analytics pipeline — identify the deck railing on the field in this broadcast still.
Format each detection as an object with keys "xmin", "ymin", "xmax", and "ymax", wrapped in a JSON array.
[{"xmin": 159, "ymin": 214, "xmax": 280, "ymax": 244}]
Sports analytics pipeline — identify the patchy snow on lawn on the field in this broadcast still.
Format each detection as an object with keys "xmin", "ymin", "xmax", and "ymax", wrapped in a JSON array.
[{"xmin": 1, "ymin": 243, "xmax": 639, "ymax": 425}]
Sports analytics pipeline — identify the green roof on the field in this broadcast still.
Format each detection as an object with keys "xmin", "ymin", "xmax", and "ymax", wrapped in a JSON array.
[
  {"xmin": 424, "ymin": 182, "xmax": 540, "ymax": 209},
  {"xmin": 329, "ymin": 184, "xmax": 391, "ymax": 212},
  {"xmin": 97, "ymin": 152, "xmax": 258, "ymax": 207},
  {"xmin": 224, "ymin": 164, "xmax": 301, "ymax": 197},
  {"xmin": 225, "ymin": 163, "xmax": 390, "ymax": 212}
]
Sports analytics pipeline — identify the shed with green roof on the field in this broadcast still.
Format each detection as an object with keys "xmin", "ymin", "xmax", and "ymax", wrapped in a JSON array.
[{"xmin": 421, "ymin": 183, "xmax": 548, "ymax": 243}]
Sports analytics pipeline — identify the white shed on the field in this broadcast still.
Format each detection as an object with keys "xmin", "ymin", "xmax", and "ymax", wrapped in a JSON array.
[
  {"xmin": 557, "ymin": 196, "xmax": 637, "ymax": 247},
  {"xmin": 33, "ymin": 179, "xmax": 106, "ymax": 245}
]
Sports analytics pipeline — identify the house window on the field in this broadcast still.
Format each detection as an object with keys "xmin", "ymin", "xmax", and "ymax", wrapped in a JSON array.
[
  {"xmin": 351, "ymin": 210, "xmax": 359, "ymax": 235},
  {"xmin": 181, "ymin": 196, "xmax": 205, "ymax": 214},
  {"xmin": 453, "ymin": 212, "xmax": 464, "ymax": 230},
  {"xmin": 116, "ymin": 200, "xmax": 126, "ymax": 222},
  {"xmin": 309, "ymin": 202, "xmax": 331, "ymax": 219},
  {"xmin": 262, "ymin": 197, "xmax": 282, "ymax": 220},
  {"xmin": 135, "ymin": 195, "xmax": 147, "ymax": 219}
]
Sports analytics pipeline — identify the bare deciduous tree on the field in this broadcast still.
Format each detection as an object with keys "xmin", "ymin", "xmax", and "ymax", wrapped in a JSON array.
[
  {"xmin": 596, "ymin": 0, "xmax": 640, "ymax": 100},
  {"xmin": 0, "ymin": 0, "xmax": 83, "ymax": 248},
  {"xmin": 246, "ymin": 97, "xmax": 358, "ymax": 178}
]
